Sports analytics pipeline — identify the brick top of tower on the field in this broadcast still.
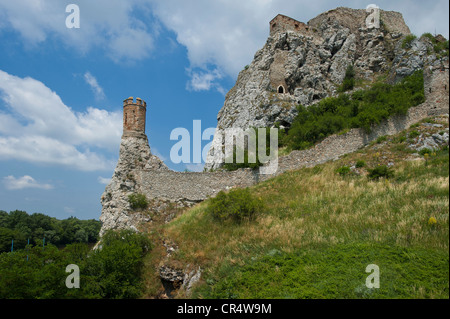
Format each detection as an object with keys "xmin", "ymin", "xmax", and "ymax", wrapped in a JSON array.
[{"xmin": 123, "ymin": 97, "xmax": 147, "ymax": 108}]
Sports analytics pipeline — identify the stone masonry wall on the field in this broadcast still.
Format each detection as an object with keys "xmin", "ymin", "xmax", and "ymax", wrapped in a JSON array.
[{"xmin": 136, "ymin": 168, "xmax": 258, "ymax": 203}]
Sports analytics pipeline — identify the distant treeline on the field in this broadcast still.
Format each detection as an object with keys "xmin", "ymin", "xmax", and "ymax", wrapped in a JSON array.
[{"xmin": 0, "ymin": 210, "xmax": 101, "ymax": 253}]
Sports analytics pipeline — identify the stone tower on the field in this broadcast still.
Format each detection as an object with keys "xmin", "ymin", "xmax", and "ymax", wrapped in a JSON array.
[{"xmin": 123, "ymin": 97, "xmax": 147, "ymax": 138}]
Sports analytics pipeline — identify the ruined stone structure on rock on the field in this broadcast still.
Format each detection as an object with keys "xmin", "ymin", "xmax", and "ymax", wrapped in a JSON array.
[
  {"xmin": 98, "ymin": 8, "xmax": 449, "ymax": 238},
  {"xmin": 270, "ymin": 14, "xmax": 310, "ymax": 38}
]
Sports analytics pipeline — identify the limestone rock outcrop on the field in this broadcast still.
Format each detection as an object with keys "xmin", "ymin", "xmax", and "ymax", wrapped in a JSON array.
[{"xmin": 99, "ymin": 135, "xmax": 168, "ymax": 236}]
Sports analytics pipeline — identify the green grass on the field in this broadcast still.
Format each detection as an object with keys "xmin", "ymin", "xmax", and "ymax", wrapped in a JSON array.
[{"xmin": 199, "ymin": 243, "xmax": 449, "ymax": 299}]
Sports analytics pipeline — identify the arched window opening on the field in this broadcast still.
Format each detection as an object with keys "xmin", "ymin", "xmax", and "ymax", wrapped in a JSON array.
[{"xmin": 278, "ymin": 85, "xmax": 285, "ymax": 94}]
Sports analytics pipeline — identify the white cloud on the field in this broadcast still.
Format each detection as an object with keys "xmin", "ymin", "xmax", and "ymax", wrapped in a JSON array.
[
  {"xmin": 84, "ymin": 72, "xmax": 105, "ymax": 100},
  {"xmin": 0, "ymin": 0, "xmax": 156, "ymax": 63},
  {"xmin": 0, "ymin": 69, "xmax": 121, "ymax": 171},
  {"xmin": 3, "ymin": 175, "xmax": 53, "ymax": 190},
  {"xmin": 186, "ymin": 69, "xmax": 225, "ymax": 94},
  {"xmin": 98, "ymin": 176, "xmax": 112, "ymax": 185},
  {"xmin": 149, "ymin": 0, "xmax": 274, "ymax": 78}
]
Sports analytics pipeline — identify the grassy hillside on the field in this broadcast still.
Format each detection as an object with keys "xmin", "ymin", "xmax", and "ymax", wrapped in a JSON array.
[{"xmin": 144, "ymin": 115, "xmax": 449, "ymax": 299}]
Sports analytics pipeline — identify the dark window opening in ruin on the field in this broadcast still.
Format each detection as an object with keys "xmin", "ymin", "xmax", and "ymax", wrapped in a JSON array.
[
  {"xmin": 295, "ymin": 24, "xmax": 299, "ymax": 28},
  {"xmin": 272, "ymin": 23, "xmax": 276, "ymax": 29},
  {"xmin": 278, "ymin": 86, "xmax": 285, "ymax": 94}
]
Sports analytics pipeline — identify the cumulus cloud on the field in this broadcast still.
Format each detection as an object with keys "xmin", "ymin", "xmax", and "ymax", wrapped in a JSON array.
[
  {"xmin": 3, "ymin": 175, "xmax": 53, "ymax": 190},
  {"xmin": 0, "ymin": 69, "xmax": 121, "ymax": 171},
  {"xmin": 0, "ymin": 0, "xmax": 156, "ymax": 63},
  {"xmin": 186, "ymin": 69, "xmax": 225, "ymax": 94},
  {"xmin": 84, "ymin": 72, "xmax": 105, "ymax": 100},
  {"xmin": 148, "ymin": 0, "xmax": 274, "ymax": 78},
  {"xmin": 98, "ymin": 176, "xmax": 112, "ymax": 185}
]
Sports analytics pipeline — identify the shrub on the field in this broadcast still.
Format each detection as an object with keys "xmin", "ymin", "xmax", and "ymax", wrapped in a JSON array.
[
  {"xmin": 409, "ymin": 130, "xmax": 420, "ymax": 139},
  {"xmin": 422, "ymin": 32, "xmax": 435, "ymax": 42},
  {"xmin": 356, "ymin": 160, "xmax": 366, "ymax": 168},
  {"xmin": 393, "ymin": 135, "xmax": 407, "ymax": 143},
  {"xmin": 128, "ymin": 194, "xmax": 148, "ymax": 210},
  {"xmin": 367, "ymin": 165, "xmax": 394, "ymax": 180},
  {"xmin": 423, "ymin": 33, "xmax": 449, "ymax": 56},
  {"xmin": 336, "ymin": 166, "xmax": 351, "ymax": 176},
  {"xmin": 434, "ymin": 40, "xmax": 449, "ymax": 57},
  {"xmin": 376, "ymin": 135, "xmax": 388, "ymax": 144},
  {"xmin": 337, "ymin": 64, "xmax": 356, "ymax": 92},
  {"xmin": 402, "ymin": 34, "xmax": 417, "ymax": 49},
  {"xmin": 206, "ymin": 188, "xmax": 263, "ymax": 222}
]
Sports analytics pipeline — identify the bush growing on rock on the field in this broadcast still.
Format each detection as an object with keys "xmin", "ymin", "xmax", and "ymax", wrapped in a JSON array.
[
  {"xmin": 402, "ymin": 34, "xmax": 417, "ymax": 49},
  {"xmin": 337, "ymin": 64, "xmax": 356, "ymax": 92},
  {"xmin": 128, "ymin": 193, "xmax": 149, "ymax": 210}
]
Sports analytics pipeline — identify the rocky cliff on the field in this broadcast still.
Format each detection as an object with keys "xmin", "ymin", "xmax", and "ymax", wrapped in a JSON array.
[
  {"xmin": 205, "ymin": 7, "xmax": 446, "ymax": 170},
  {"xmin": 99, "ymin": 135, "xmax": 168, "ymax": 236}
]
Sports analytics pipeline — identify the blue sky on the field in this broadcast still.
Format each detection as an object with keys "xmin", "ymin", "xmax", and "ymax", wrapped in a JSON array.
[{"xmin": 0, "ymin": 0, "xmax": 448, "ymax": 221}]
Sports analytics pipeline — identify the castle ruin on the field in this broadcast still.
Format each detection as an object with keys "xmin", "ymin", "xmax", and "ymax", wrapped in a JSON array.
[
  {"xmin": 123, "ymin": 97, "xmax": 147, "ymax": 138},
  {"xmin": 270, "ymin": 14, "xmax": 310, "ymax": 37}
]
